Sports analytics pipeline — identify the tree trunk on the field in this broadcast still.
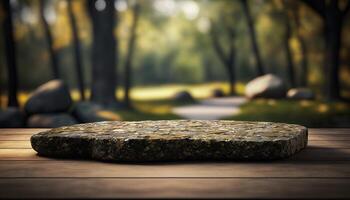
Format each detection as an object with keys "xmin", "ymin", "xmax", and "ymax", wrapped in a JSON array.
[
  {"xmin": 240, "ymin": 0, "xmax": 265, "ymax": 76},
  {"xmin": 203, "ymin": 58, "xmax": 214, "ymax": 82},
  {"xmin": 324, "ymin": 2, "xmax": 342, "ymax": 100},
  {"xmin": 291, "ymin": 4, "xmax": 309, "ymax": 87},
  {"xmin": 282, "ymin": 3, "xmax": 296, "ymax": 88},
  {"xmin": 299, "ymin": 36, "xmax": 309, "ymax": 87},
  {"xmin": 87, "ymin": 0, "xmax": 118, "ymax": 106},
  {"xmin": 227, "ymin": 62, "xmax": 236, "ymax": 96},
  {"xmin": 3, "ymin": 0, "xmax": 19, "ymax": 107},
  {"xmin": 67, "ymin": 0, "xmax": 85, "ymax": 100},
  {"xmin": 39, "ymin": 0, "xmax": 60, "ymax": 79},
  {"xmin": 301, "ymin": 0, "xmax": 349, "ymax": 100},
  {"xmin": 209, "ymin": 23, "xmax": 236, "ymax": 96},
  {"xmin": 227, "ymin": 34, "xmax": 236, "ymax": 96},
  {"xmin": 124, "ymin": 3, "xmax": 140, "ymax": 107}
]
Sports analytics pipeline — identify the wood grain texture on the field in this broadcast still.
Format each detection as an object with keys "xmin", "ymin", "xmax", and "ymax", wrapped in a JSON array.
[
  {"xmin": 0, "ymin": 160, "xmax": 349, "ymax": 178},
  {"xmin": 308, "ymin": 140, "xmax": 350, "ymax": 148},
  {"xmin": 1, "ymin": 178, "xmax": 349, "ymax": 199},
  {"xmin": 0, "ymin": 128, "xmax": 349, "ymax": 199},
  {"xmin": 0, "ymin": 129, "xmax": 48, "ymax": 135},
  {"xmin": 0, "ymin": 134, "xmax": 32, "ymax": 140},
  {"xmin": 308, "ymin": 129, "xmax": 350, "ymax": 135},
  {"xmin": 0, "ymin": 141, "xmax": 31, "ymax": 148}
]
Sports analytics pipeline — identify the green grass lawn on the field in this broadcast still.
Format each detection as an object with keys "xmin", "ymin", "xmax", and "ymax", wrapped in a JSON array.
[
  {"xmin": 115, "ymin": 99, "xmax": 183, "ymax": 121},
  {"xmin": 115, "ymin": 96, "xmax": 350, "ymax": 128},
  {"xmin": 108, "ymin": 81, "xmax": 243, "ymax": 121},
  {"xmin": 226, "ymin": 99, "xmax": 350, "ymax": 128},
  {"xmin": 0, "ymin": 82, "xmax": 239, "ymax": 108},
  {"xmin": 2, "ymin": 82, "xmax": 350, "ymax": 127},
  {"xmin": 1, "ymin": 82, "xmax": 235, "ymax": 121}
]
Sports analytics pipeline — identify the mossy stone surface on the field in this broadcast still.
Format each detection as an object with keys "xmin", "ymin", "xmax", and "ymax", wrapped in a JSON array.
[{"xmin": 31, "ymin": 120, "xmax": 308, "ymax": 162}]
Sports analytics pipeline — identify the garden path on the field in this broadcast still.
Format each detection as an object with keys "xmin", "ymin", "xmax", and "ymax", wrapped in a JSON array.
[{"xmin": 172, "ymin": 96, "xmax": 247, "ymax": 120}]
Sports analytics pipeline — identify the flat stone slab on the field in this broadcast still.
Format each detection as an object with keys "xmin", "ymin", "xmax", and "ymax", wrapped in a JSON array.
[{"xmin": 31, "ymin": 120, "xmax": 308, "ymax": 162}]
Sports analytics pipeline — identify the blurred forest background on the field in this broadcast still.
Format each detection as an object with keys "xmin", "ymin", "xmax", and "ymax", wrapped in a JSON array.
[{"xmin": 1, "ymin": 0, "xmax": 350, "ymax": 128}]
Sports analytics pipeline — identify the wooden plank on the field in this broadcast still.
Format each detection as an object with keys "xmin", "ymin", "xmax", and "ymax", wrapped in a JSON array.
[
  {"xmin": 0, "ymin": 128, "xmax": 349, "ymax": 199},
  {"xmin": 0, "ymin": 129, "xmax": 47, "ymax": 135},
  {"xmin": 0, "ymin": 149, "xmax": 48, "ymax": 160},
  {"xmin": 308, "ymin": 140, "xmax": 350, "ymax": 148},
  {"xmin": 308, "ymin": 134, "xmax": 350, "ymax": 141},
  {"xmin": 0, "ymin": 160, "xmax": 349, "ymax": 178},
  {"xmin": 0, "ymin": 141, "xmax": 31, "ymax": 149},
  {"xmin": 0, "ymin": 134, "xmax": 32, "ymax": 141},
  {"xmin": 309, "ymin": 129, "xmax": 350, "ymax": 135},
  {"xmin": 289, "ymin": 148, "xmax": 350, "ymax": 161},
  {"xmin": 0, "ymin": 178, "xmax": 349, "ymax": 199},
  {"xmin": 1, "ymin": 148, "xmax": 350, "ymax": 161}
]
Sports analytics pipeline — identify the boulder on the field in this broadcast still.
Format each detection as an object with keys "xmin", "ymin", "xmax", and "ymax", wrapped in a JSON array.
[
  {"xmin": 245, "ymin": 74, "xmax": 286, "ymax": 99},
  {"xmin": 24, "ymin": 80, "xmax": 72, "ymax": 115},
  {"xmin": 173, "ymin": 91, "xmax": 195, "ymax": 102},
  {"xmin": 27, "ymin": 113, "xmax": 77, "ymax": 128},
  {"xmin": 212, "ymin": 89, "xmax": 225, "ymax": 97},
  {"xmin": 73, "ymin": 101, "xmax": 121, "ymax": 123},
  {"xmin": 0, "ymin": 107, "xmax": 25, "ymax": 128},
  {"xmin": 31, "ymin": 120, "xmax": 308, "ymax": 162},
  {"xmin": 287, "ymin": 88, "xmax": 315, "ymax": 100}
]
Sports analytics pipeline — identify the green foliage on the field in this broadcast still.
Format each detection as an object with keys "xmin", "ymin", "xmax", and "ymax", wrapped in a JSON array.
[{"xmin": 0, "ymin": 0, "xmax": 349, "ymax": 97}]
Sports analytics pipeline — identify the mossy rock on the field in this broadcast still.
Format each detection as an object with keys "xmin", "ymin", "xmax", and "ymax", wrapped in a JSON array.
[{"xmin": 31, "ymin": 120, "xmax": 308, "ymax": 162}]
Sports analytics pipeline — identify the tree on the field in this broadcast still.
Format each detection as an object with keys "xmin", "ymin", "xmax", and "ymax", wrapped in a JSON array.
[
  {"xmin": 203, "ymin": 58, "xmax": 214, "ymax": 82},
  {"xmin": 290, "ymin": 1, "xmax": 309, "ymax": 87},
  {"xmin": 2, "ymin": 0, "xmax": 19, "ymax": 107},
  {"xmin": 39, "ymin": 0, "xmax": 60, "ymax": 79},
  {"xmin": 67, "ymin": 0, "xmax": 85, "ymax": 100},
  {"xmin": 123, "ymin": 2, "xmax": 141, "ymax": 107},
  {"xmin": 302, "ymin": 0, "xmax": 350, "ymax": 100},
  {"xmin": 240, "ymin": 0, "xmax": 265, "ymax": 76},
  {"xmin": 282, "ymin": 0, "xmax": 296, "ymax": 87},
  {"xmin": 87, "ymin": 0, "xmax": 118, "ymax": 106},
  {"xmin": 209, "ymin": 18, "xmax": 236, "ymax": 95}
]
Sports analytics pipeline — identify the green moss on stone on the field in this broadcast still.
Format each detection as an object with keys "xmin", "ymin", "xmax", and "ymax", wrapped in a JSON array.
[{"xmin": 31, "ymin": 120, "xmax": 308, "ymax": 162}]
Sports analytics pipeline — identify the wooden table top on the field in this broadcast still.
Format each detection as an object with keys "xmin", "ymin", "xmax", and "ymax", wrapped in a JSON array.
[{"xmin": 0, "ymin": 128, "xmax": 350, "ymax": 199}]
